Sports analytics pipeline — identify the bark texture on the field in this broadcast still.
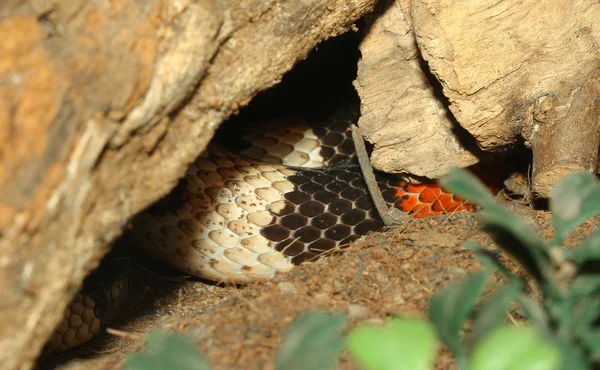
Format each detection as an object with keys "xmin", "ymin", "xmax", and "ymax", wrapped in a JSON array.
[
  {"xmin": 356, "ymin": 0, "xmax": 600, "ymax": 191},
  {"xmin": 0, "ymin": 1, "xmax": 376, "ymax": 369},
  {"xmin": 412, "ymin": 0, "xmax": 600, "ymax": 194},
  {"xmin": 526, "ymin": 72, "xmax": 600, "ymax": 196},
  {"xmin": 355, "ymin": 0, "xmax": 478, "ymax": 178}
]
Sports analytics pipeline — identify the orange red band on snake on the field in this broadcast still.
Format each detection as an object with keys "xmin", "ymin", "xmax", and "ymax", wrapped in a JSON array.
[{"xmin": 393, "ymin": 180, "xmax": 476, "ymax": 218}]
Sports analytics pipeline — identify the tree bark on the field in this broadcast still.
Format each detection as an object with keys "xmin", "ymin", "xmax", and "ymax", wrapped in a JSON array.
[
  {"xmin": 0, "ymin": 1, "xmax": 376, "ymax": 369},
  {"xmin": 355, "ymin": 0, "xmax": 478, "ymax": 178},
  {"xmin": 412, "ymin": 0, "xmax": 600, "ymax": 194},
  {"xmin": 526, "ymin": 72, "xmax": 600, "ymax": 197},
  {"xmin": 356, "ymin": 0, "xmax": 600, "ymax": 191}
]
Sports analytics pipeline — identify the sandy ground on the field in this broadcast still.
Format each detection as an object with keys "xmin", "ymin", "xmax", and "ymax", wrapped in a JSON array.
[{"xmin": 36, "ymin": 191, "xmax": 595, "ymax": 370}]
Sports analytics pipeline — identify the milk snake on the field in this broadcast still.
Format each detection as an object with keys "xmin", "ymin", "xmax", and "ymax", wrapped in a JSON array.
[{"xmin": 46, "ymin": 108, "xmax": 475, "ymax": 353}]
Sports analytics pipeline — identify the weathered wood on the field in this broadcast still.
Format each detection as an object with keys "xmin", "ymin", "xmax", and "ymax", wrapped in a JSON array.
[
  {"xmin": 527, "ymin": 72, "xmax": 600, "ymax": 197},
  {"xmin": 413, "ymin": 0, "xmax": 600, "ymax": 194},
  {"xmin": 355, "ymin": 0, "xmax": 478, "ymax": 178},
  {"xmin": 0, "ymin": 1, "xmax": 376, "ymax": 368}
]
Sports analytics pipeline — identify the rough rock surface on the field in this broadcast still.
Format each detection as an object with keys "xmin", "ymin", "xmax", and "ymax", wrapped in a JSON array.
[{"xmin": 0, "ymin": 1, "xmax": 376, "ymax": 368}]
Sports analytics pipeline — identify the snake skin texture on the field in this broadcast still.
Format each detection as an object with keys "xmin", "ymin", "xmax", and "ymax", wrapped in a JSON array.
[
  {"xmin": 234, "ymin": 115, "xmax": 356, "ymax": 168},
  {"xmin": 126, "ymin": 120, "xmax": 474, "ymax": 284},
  {"xmin": 45, "ymin": 255, "xmax": 128, "ymax": 353},
  {"xmin": 47, "ymin": 114, "xmax": 474, "ymax": 353}
]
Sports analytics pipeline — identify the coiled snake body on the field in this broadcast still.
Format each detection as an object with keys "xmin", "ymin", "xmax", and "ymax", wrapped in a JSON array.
[{"xmin": 47, "ymin": 111, "xmax": 474, "ymax": 352}]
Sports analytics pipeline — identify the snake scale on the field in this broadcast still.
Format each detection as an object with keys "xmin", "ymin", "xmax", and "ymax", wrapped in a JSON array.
[{"xmin": 46, "ymin": 108, "xmax": 475, "ymax": 353}]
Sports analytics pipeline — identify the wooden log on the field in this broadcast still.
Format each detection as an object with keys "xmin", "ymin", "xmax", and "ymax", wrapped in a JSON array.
[
  {"xmin": 526, "ymin": 72, "xmax": 600, "ymax": 197},
  {"xmin": 413, "ymin": 0, "xmax": 600, "ymax": 196},
  {"xmin": 355, "ymin": 0, "xmax": 478, "ymax": 178},
  {"xmin": 0, "ymin": 1, "xmax": 376, "ymax": 368}
]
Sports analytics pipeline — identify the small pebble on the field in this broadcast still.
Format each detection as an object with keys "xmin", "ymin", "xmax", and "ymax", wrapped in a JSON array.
[
  {"xmin": 277, "ymin": 282, "xmax": 298, "ymax": 294},
  {"xmin": 398, "ymin": 248, "xmax": 415, "ymax": 260},
  {"xmin": 313, "ymin": 292, "xmax": 329, "ymax": 301},
  {"xmin": 394, "ymin": 294, "xmax": 406, "ymax": 305},
  {"xmin": 347, "ymin": 304, "xmax": 368, "ymax": 320},
  {"xmin": 375, "ymin": 272, "xmax": 388, "ymax": 283}
]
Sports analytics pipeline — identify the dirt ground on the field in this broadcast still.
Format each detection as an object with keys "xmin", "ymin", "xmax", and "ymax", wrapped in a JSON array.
[{"xmin": 36, "ymin": 193, "xmax": 594, "ymax": 370}]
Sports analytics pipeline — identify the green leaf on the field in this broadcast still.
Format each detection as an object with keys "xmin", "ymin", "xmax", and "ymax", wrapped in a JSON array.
[
  {"xmin": 346, "ymin": 317, "xmax": 438, "ymax": 370},
  {"xmin": 428, "ymin": 271, "xmax": 487, "ymax": 358},
  {"xmin": 572, "ymin": 297, "xmax": 600, "ymax": 338},
  {"xmin": 580, "ymin": 331, "xmax": 600, "ymax": 361},
  {"xmin": 124, "ymin": 331, "xmax": 210, "ymax": 370},
  {"xmin": 480, "ymin": 221, "xmax": 550, "ymax": 284},
  {"xmin": 550, "ymin": 172, "xmax": 600, "ymax": 244},
  {"xmin": 466, "ymin": 242, "xmax": 513, "ymax": 278},
  {"xmin": 439, "ymin": 168, "xmax": 499, "ymax": 209},
  {"xmin": 515, "ymin": 294, "xmax": 549, "ymax": 329},
  {"xmin": 556, "ymin": 342, "xmax": 589, "ymax": 370},
  {"xmin": 470, "ymin": 279, "xmax": 522, "ymax": 346},
  {"xmin": 570, "ymin": 274, "xmax": 600, "ymax": 299},
  {"xmin": 469, "ymin": 326, "xmax": 561, "ymax": 370},
  {"xmin": 441, "ymin": 169, "xmax": 555, "ymax": 294},
  {"xmin": 275, "ymin": 312, "xmax": 347, "ymax": 370},
  {"xmin": 564, "ymin": 228, "xmax": 600, "ymax": 265},
  {"xmin": 558, "ymin": 295, "xmax": 600, "ymax": 340}
]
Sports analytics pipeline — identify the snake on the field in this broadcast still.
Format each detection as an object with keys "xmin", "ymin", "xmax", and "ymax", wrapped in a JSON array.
[{"xmin": 45, "ymin": 107, "xmax": 475, "ymax": 353}]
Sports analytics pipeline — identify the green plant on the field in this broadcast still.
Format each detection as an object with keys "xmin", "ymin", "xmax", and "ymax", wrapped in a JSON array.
[
  {"xmin": 347, "ymin": 170, "xmax": 600, "ymax": 370},
  {"xmin": 124, "ymin": 312, "xmax": 347, "ymax": 370},
  {"xmin": 123, "ymin": 330, "xmax": 210, "ymax": 370},
  {"xmin": 435, "ymin": 169, "xmax": 600, "ymax": 370},
  {"xmin": 346, "ymin": 316, "xmax": 438, "ymax": 370},
  {"xmin": 275, "ymin": 312, "xmax": 347, "ymax": 370},
  {"xmin": 124, "ymin": 170, "xmax": 600, "ymax": 370}
]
